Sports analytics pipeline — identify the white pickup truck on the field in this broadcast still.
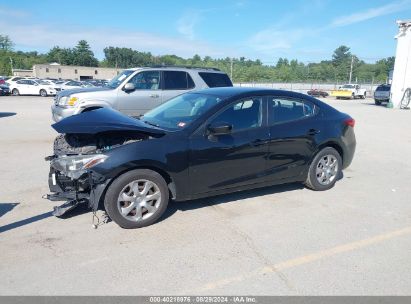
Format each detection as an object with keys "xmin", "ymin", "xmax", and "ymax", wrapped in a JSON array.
[{"xmin": 331, "ymin": 84, "xmax": 367, "ymax": 99}]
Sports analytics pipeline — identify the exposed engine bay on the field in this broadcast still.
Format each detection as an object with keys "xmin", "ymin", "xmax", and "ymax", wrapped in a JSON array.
[
  {"xmin": 45, "ymin": 131, "xmax": 148, "ymax": 216},
  {"xmin": 53, "ymin": 131, "xmax": 147, "ymax": 156},
  {"xmin": 43, "ymin": 108, "xmax": 166, "ymax": 218}
]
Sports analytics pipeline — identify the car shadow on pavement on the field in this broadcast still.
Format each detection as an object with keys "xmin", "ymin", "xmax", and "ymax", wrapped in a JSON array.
[
  {"xmin": 0, "ymin": 210, "xmax": 53, "ymax": 234},
  {"xmin": 0, "ymin": 202, "xmax": 19, "ymax": 218},
  {"xmin": 159, "ymin": 182, "xmax": 304, "ymax": 223},
  {"xmin": 0, "ymin": 112, "xmax": 16, "ymax": 118}
]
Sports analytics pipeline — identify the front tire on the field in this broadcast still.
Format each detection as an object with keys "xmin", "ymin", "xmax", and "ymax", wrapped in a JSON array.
[
  {"xmin": 361, "ymin": 92, "xmax": 366, "ymax": 99},
  {"xmin": 305, "ymin": 147, "xmax": 342, "ymax": 191},
  {"xmin": 40, "ymin": 89, "xmax": 47, "ymax": 97},
  {"xmin": 375, "ymin": 100, "xmax": 381, "ymax": 105},
  {"xmin": 104, "ymin": 169, "xmax": 169, "ymax": 229},
  {"xmin": 12, "ymin": 89, "xmax": 19, "ymax": 96}
]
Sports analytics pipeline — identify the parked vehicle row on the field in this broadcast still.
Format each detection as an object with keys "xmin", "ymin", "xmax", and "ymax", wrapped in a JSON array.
[{"xmin": 0, "ymin": 76, "xmax": 110, "ymax": 97}]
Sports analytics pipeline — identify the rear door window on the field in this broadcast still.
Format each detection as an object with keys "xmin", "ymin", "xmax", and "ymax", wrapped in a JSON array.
[
  {"xmin": 268, "ymin": 97, "xmax": 316, "ymax": 125},
  {"xmin": 198, "ymin": 72, "xmax": 233, "ymax": 87},
  {"xmin": 163, "ymin": 71, "xmax": 195, "ymax": 90}
]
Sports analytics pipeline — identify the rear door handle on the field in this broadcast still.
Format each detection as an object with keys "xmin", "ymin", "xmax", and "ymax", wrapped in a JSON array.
[
  {"xmin": 150, "ymin": 94, "xmax": 160, "ymax": 98},
  {"xmin": 307, "ymin": 129, "xmax": 320, "ymax": 136}
]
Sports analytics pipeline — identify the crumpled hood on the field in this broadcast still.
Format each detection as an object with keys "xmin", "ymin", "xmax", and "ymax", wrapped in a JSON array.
[
  {"xmin": 52, "ymin": 108, "xmax": 165, "ymax": 136},
  {"xmin": 58, "ymin": 86, "xmax": 112, "ymax": 97}
]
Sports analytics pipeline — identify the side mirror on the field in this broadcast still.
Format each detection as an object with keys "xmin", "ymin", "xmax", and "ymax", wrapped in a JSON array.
[
  {"xmin": 207, "ymin": 122, "xmax": 232, "ymax": 136},
  {"xmin": 123, "ymin": 83, "xmax": 135, "ymax": 92}
]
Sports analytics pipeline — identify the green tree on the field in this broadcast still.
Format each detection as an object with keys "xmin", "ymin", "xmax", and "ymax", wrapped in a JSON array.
[
  {"xmin": 72, "ymin": 40, "xmax": 98, "ymax": 67},
  {"xmin": 46, "ymin": 46, "xmax": 74, "ymax": 65},
  {"xmin": 0, "ymin": 34, "xmax": 14, "ymax": 51}
]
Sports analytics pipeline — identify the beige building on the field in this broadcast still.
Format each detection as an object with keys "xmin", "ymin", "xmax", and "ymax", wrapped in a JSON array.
[{"xmin": 13, "ymin": 64, "xmax": 121, "ymax": 80}]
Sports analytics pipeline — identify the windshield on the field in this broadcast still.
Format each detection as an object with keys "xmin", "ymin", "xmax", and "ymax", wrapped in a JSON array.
[
  {"xmin": 376, "ymin": 85, "xmax": 390, "ymax": 92},
  {"xmin": 142, "ymin": 93, "xmax": 224, "ymax": 131},
  {"xmin": 107, "ymin": 70, "xmax": 134, "ymax": 89}
]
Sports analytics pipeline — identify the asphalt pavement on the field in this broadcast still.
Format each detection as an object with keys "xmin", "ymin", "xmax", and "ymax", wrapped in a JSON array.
[{"xmin": 0, "ymin": 96, "xmax": 410, "ymax": 295}]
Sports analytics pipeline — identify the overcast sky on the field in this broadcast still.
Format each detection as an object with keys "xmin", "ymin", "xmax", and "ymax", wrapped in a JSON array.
[{"xmin": 1, "ymin": 0, "xmax": 410, "ymax": 63}]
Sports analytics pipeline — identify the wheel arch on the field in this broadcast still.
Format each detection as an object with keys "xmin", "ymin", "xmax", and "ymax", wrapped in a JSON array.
[
  {"xmin": 81, "ymin": 106, "xmax": 102, "ymax": 113},
  {"xmin": 97, "ymin": 165, "xmax": 176, "ymax": 210},
  {"xmin": 317, "ymin": 141, "xmax": 344, "ymax": 162}
]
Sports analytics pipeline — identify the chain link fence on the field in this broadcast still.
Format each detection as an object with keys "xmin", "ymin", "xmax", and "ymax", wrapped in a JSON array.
[{"xmin": 234, "ymin": 82, "xmax": 381, "ymax": 96}]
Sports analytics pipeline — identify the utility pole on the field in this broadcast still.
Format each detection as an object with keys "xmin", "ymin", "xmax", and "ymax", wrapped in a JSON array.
[
  {"xmin": 349, "ymin": 55, "xmax": 354, "ymax": 83},
  {"xmin": 230, "ymin": 58, "xmax": 233, "ymax": 80},
  {"xmin": 9, "ymin": 57, "xmax": 13, "ymax": 75}
]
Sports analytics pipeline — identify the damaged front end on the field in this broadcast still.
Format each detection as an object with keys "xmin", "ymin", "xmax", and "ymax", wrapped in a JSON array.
[
  {"xmin": 44, "ymin": 153, "xmax": 110, "ymax": 216},
  {"xmin": 43, "ymin": 108, "xmax": 165, "ymax": 217}
]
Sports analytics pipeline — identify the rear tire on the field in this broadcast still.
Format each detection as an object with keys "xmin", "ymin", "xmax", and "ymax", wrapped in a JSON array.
[
  {"xmin": 12, "ymin": 89, "xmax": 19, "ymax": 96},
  {"xmin": 40, "ymin": 89, "xmax": 47, "ymax": 97},
  {"xmin": 305, "ymin": 147, "xmax": 342, "ymax": 191},
  {"xmin": 104, "ymin": 169, "xmax": 169, "ymax": 229}
]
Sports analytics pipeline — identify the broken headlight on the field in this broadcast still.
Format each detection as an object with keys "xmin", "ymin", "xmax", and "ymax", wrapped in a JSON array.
[{"xmin": 51, "ymin": 154, "xmax": 108, "ymax": 179}]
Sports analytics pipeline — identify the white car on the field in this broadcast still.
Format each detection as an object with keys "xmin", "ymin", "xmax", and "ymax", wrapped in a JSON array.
[
  {"xmin": 40, "ymin": 79, "xmax": 63, "ymax": 92},
  {"xmin": 6, "ymin": 76, "xmax": 27, "ymax": 86},
  {"xmin": 10, "ymin": 79, "xmax": 58, "ymax": 97}
]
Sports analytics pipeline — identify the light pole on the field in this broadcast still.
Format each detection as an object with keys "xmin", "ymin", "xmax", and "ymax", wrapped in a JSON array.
[
  {"xmin": 349, "ymin": 55, "xmax": 354, "ymax": 83},
  {"xmin": 230, "ymin": 58, "xmax": 233, "ymax": 80}
]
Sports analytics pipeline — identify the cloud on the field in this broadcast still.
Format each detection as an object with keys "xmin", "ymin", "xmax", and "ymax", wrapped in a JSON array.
[
  {"xmin": 0, "ymin": 6, "xmax": 28, "ymax": 18},
  {"xmin": 331, "ymin": 0, "xmax": 411, "ymax": 27},
  {"xmin": 177, "ymin": 10, "xmax": 201, "ymax": 40},
  {"xmin": 248, "ymin": 27, "xmax": 313, "ymax": 54},
  {"xmin": 0, "ymin": 7, "xmax": 231, "ymax": 59}
]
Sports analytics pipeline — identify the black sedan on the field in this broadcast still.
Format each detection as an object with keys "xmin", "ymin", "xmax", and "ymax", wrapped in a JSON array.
[
  {"xmin": 45, "ymin": 87, "xmax": 356, "ymax": 229},
  {"xmin": 0, "ymin": 84, "xmax": 10, "ymax": 96}
]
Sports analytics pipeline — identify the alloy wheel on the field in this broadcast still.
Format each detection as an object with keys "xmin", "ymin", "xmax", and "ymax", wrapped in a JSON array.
[
  {"xmin": 117, "ymin": 179, "xmax": 162, "ymax": 222},
  {"xmin": 316, "ymin": 154, "xmax": 338, "ymax": 185}
]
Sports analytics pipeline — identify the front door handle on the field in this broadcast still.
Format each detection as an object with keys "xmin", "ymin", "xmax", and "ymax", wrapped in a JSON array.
[
  {"xmin": 307, "ymin": 129, "xmax": 320, "ymax": 136},
  {"xmin": 150, "ymin": 94, "xmax": 160, "ymax": 98}
]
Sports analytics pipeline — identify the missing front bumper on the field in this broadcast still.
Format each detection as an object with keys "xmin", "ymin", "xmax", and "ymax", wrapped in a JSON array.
[{"xmin": 44, "ymin": 166, "xmax": 110, "ymax": 217}]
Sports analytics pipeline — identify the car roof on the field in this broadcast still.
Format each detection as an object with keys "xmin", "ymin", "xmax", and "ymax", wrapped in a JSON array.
[
  {"xmin": 124, "ymin": 66, "xmax": 225, "ymax": 73},
  {"xmin": 190, "ymin": 86, "xmax": 311, "ymax": 99}
]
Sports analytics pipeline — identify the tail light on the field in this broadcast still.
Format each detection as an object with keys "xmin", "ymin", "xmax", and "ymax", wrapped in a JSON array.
[{"xmin": 344, "ymin": 118, "xmax": 355, "ymax": 128}]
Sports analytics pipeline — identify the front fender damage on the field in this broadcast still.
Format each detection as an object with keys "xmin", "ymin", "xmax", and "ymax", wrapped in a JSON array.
[{"xmin": 43, "ymin": 165, "xmax": 110, "ymax": 217}]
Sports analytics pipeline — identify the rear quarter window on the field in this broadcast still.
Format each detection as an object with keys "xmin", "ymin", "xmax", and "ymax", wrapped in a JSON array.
[
  {"xmin": 198, "ymin": 72, "xmax": 233, "ymax": 88},
  {"xmin": 164, "ymin": 71, "xmax": 195, "ymax": 90}
]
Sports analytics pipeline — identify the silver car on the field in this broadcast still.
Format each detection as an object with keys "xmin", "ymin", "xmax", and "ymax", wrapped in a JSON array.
[
  {"xmin": 51, "ymin": 66, "xmax": 232, "ymax": 122},
  {"xmin": 374, "ymin": 84, "xmax": 391, "ymax": 105}
]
